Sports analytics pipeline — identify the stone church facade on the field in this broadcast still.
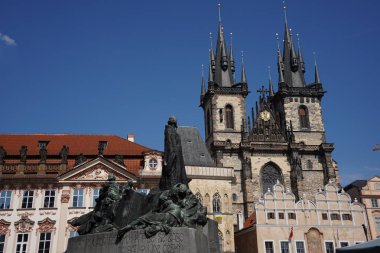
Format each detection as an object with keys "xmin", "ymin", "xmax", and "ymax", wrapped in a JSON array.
[{"xmin": 200, "ymin": 4, "xmax": 340, "ymax": 226}]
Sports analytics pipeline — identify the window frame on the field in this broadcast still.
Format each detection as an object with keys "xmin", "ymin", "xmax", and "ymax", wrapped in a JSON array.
[
  {"xmin": 264, "ymin": 240, "xmax": 274, "ymax": 253},
  {"xmin": 38, "ymin": 232, "xmax": 52, "ymax": 253},
  {"xmin": 339, "ymin": 241, "xmax": 349, "ymax": 248},
  {"xmin": 92, "ymin": 188, "xmax": 100, "ymax": 207},
  {"xmin": 225, "ymin": 104, "xmax": 234, "ymax": 129},
  {"xmin": 21, "ymin": 191, "xmax": 34, "ymax": 209},
  {"xmin": 16, "ymin": 233, "xmax": 29, "ymax": 253},
  {"xmin": 298, "ymin": 105, "xmax": 310, "ymax": 129},
  {"xmin": 280, "ymin": 240, "xmax": 290, "ymax": 253},
  {"xmin": 43, "ymin": 190, "xmax": 55, "ymax": 208},
  {"xmin": 324, "ymin": 241, "xmax": 335, "ymax": 253},
  {"xmin": 72, "ymin": 188, "xmax": 84, "ymax": 208},
  {"xmin": 294, "ymin": 240, "xmax": 306, "ymax": 253},
  {"xmin": 371, "ymin": 198, "xmax": 378, "ymax": 208},
  {"xmin": 0, "ymin": 234, "xmax": 5, "ymax": 253},
  {"xmin": 288, "ymin": 212, "xmax": 297, "ymax": 220},
  {"xmin": 212, "ymin": 193, "xmax": 221, "ymax": 213},
  {"xmin": 0, "ymin": 191, "xmax": 12, "ymax": 210},
  {"xmin": 322, "ymin": 213, "xmax": 328, "ymax": 220}
]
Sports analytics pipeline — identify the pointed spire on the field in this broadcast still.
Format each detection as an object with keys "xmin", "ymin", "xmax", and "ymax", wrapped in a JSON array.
[
  {"xmin": 218, "ymin": 1, "xmax": 222, "ymax": 23},
  {"xmin": 276, "ymin": 33, "xmax": 285, "ymax": 84},
  {"xmin": 209, "ymin": 33, "xmax": 216, "ymax": 72},
  {"xmin": 241, "ymin": 51, "xmax": 247, "ymax": 83},
  {"xmin": 268, "ymin": 66, "xmax": 274, "ymax": 96},
  {"xmin": 313, "ymin": 52, "xmax": 321, "ymax": 84},
  {"xmin": 255, "ymin": 101, "xmax": 259, "ymax": 116},
  {"xmin": 251, "ymin": 107, "xmax": 255, "ymax": 122},
  {"xmin": 280, "ymin": 1, "xmax": 305, "ymax": 87},
  {"xmin": 213, "ymin": 1, "xmax": 234, "ymax": 87},
  {"xmin": 208, "ymin": 60, "xmax": 214, "ymax": 83},
  {"xmin": 296, "ymin": 33, "xmax": 305, "ymax": 73},
  {"xmin": 229, "ymin": 33, "xmax": 235, "ymax": 73},
  {"xmin": 201, "ymin": 64, "xmax": 206, "ymax": 96}
]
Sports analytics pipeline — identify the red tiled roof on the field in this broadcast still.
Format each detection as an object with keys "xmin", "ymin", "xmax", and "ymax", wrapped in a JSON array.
[
  {"xmin": 0, "ymin": 134, "xmax": 151, "ymax": 156},
  {"xmin": 243, "ymin": 212, "xmax": 256, "ymax": 228}
]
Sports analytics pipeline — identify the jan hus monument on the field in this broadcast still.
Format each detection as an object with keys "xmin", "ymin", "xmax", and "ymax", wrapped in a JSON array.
[{"xmin": 66, "ymin": 117, "xmax": 218, "ymax": 253}]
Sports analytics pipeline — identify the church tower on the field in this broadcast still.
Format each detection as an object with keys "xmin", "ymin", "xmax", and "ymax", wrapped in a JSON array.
[{"xmin": 200, "ymin": 3, "xmax": 248, "ymax": 164}]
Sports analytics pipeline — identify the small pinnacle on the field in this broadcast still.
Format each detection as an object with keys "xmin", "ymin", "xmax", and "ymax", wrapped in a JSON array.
[{"xmin": 241, "ymin": 51, "xmax": 244, "ymax": 63}]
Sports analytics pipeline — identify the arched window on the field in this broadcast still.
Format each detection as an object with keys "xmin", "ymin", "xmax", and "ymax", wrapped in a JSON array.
[
  {"xmin": 195, "ymin": 192, "xmax": 203, "ymax": 204},
  {"xmin": 261, "ymin": 163, "xmax": 283, "ymax": 194},
  {"xmin": 207, "ymin": 109, "xmax": 211, "ymax": 134},
  {"xmin": 213, "ymin": 193, "xmax": 221, "ymax": 213},
  {"xmin": 218, "ymin": 230, "xmax": 224, "ymax": 252},
  {"xmin": 225, "ymin": 105, "xmax": 234, "ymax": 129},
  {"xmin": 299, "ymin": 105, "xmax": 309, "ymax": 129}
]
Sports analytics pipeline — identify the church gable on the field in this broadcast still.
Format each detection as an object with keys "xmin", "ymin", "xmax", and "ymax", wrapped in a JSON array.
[{"xmin": 58, "ymin": 157, "xmax": 137, "ymax": 183}]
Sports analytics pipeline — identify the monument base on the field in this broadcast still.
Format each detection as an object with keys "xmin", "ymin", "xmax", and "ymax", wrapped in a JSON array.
[{"xmin": 66, "ymin": 227, "xmax": 211, "ymax": 253}]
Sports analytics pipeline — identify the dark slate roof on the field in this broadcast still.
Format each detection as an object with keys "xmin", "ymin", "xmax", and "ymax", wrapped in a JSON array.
[
  {"xmin": 344, "ymin": 180, "xmax": 367, "ymax": 191},
  {"xmin": 177, "ymin": 126, "xmax": 216, "ymax": 167}
]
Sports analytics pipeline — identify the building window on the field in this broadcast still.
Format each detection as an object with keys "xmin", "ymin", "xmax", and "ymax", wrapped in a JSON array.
[
  {"xmin": 69, "ymin": 231, "xmax": 79, "ymax": 238},
  {"xmin": 288, "ymin": 213, "xmax": 296, "ymax": 219},
  {"xmin": 295, "ymin": 241, "xmax": 305, "ymax": 253},
  {"xmin": 340, "ymin": 242, "xmax": 349, "ymax": 248},
  {"xmin": 0, "ymin": 191, "xmax": 11, "ymax": 209},
  {"xmin": 21, "ymin": 191, "xmax": 34, "ymax": 209},
  {"xmin": 325, "ymin": 242, "xmax": 334, "ymax": 253},
  {"xmin": 225, "ymin": 105, "xmax": 234, "ymax": 129},
  {"xmin": 342, "ymin": 214, "xmax": 352, "ymax": 221},
  {"xmin": 16, "ymin": 234, "xmax": 28, "ymax": 253},
  {"xmin": 43, "ymin": 190, "xmax": 55, "ymax": 208},
  {"xmin": 375, "ymin": 183, "xmax": 380, "ymax": 190},
  {"xmin": 38, "ymin": 232, "xmax": 51, "ymax": 253},
  {"xmin": 374, "ymin": 217, "xmax": 380, "ymax": 231},
  {"xmin": 93, "ymin": 189, "xmax": 100, "ymax": 207},
  {"xmin": 261, "ymin": 163, "xmax": 283, "ymax": 194},
  {"xmin": 72, "ymin": 189, "xmax": 84, "ymax": 207},
  {"xmin": 267, "ymin": 212, "xmax": 275, "ymax": 219},
  {"xmin": 322, "ymin": 213, "xmax": 328, "ymax": 220},
  {"xmin": 207, "ymin": 109, "xmax": 211, "ymax": 134},
  {"xmin": 212, "ymin": 193, "xmax": 221, "ymax": 213},
  {"xmin": 218, "ymin": 231, "xmax": 223, "ymax": 252},
  {"xmin": 298, "ymin": 106, "xmax": 309, "ymax": 128},
  {"xmin": 232, "ymin": 193, "xmax": 237, "ymax": 202},
  {"xmin": 331, "ymin": 213, "xmax": 340, "ymax": 220},
  {"xmin": 307, "ymin": 160, "xmax": 313, "ymax": 169},
  {"xmin": 278, "ymin": 213, "xmax": 284, "ymax": 219},
  {"xmin": 148, "ymin": 158, "xmax": 158, "ymax": 169},
  {"xmin": 280, "ymin": 241, "xmax": 290, "ymax": 253},
  {"xmin": 0, "ymin": 234, "xmax": 5, "ymax": 253},
  {"xmin": 265, "ymin": 241, "xmax": 274, "ymax": 253},
  {"xmin": 219, "ymin": 109, "xmax": 223, "ymax": 123},
  {"xmin": 371, "ymin": 198, "xmax": 378, "ymax": 208}
]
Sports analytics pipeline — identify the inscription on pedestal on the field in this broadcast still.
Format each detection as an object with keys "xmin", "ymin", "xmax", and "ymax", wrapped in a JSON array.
[{"xmin": 66, "ymin": 228, "xmax": 208, "ymax": 253}]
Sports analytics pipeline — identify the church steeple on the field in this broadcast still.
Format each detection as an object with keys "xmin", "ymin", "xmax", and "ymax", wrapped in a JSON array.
[
  {"xmin": 229, "ymin": 33, "xmax": 235, "ymax": 73},
  {"xmin": 276, "ymin": 33, "xmax": 285, "ymax": 84},
  {"xmin": 211, "ymin": 2, "xmax": 234, "ymax": 87},
  {"xmin": 314, "ymin": 52, "xmax": 321, "ymax": 84},
  {"xmin": 297, "ymin": 33, "xmax": 305, "ymax": 73},
  {"xmin": 241, "ymin": 51, "xmax": 247, "ymax": 84},
  {"xmin": 281, "ymin": 1, "xmax": 306, "ymax": 87},
  {"xmin": 268, "ymin": 66, "xmax": 274, "ymax": 97},
  {"xmin": 201, "ymin": 64, "xmax": 205, "ymax": 96}
]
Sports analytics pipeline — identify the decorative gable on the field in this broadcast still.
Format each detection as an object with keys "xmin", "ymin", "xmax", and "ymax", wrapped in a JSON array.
[
  {"xmin": 14, "ymin": 215, "xmax": 35, "ymax": 233},
  {"xmin": 58, "ymin": 157, "xmax": 137, "ymax": 183}
]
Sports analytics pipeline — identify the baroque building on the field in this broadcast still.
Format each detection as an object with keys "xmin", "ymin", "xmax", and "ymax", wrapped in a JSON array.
[
  {"xmin": 0, "ymin": 134, "xmax": 163, "ymax": 252},
  {"xmin": 200, "ymin": 3, "xmax": 340, "ymax": 224}
]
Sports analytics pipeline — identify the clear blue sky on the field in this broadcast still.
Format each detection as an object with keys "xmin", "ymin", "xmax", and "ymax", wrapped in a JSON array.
[{"xmin": 0, "ymin": 0, "xmax": 379, "ymax": 186}]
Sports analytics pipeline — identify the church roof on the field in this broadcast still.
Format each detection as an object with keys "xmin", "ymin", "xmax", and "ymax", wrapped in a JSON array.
[{"xmin": 177, "ymin": 127, "xmax": 216, "ymax": 167}]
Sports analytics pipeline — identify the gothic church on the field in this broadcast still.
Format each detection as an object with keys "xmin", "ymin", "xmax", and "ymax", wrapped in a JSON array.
[{"xmin": 200, "ymin": 4, "xmax": 339, "ymax": 219}]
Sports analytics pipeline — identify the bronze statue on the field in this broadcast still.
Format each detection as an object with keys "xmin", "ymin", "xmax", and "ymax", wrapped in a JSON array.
[{"xmin": 159, "ymin": 116, "xmax": 188, "ymax": 190}]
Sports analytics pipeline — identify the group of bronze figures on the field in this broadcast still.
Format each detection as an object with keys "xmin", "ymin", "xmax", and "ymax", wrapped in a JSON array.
[{"xmin": 70, "ymin": 117, "xmax": 208, "ymax": 243}]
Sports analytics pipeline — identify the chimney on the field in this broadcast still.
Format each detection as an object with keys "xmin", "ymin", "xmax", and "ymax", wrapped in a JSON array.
[{"xmin": 127, "ymin": 134, "xmax": 135, "ymax": 142}]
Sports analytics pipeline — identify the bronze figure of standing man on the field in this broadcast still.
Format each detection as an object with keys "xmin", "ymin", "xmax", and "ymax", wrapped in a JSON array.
[{"xmin": 159, "ymin": 116, "xmax": 188, "ymax": 190}]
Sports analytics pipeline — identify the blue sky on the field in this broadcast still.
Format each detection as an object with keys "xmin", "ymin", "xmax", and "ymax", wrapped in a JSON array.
[{"xmin": 0, "ymin": 0, "xmax": 379, "ymax": 186}]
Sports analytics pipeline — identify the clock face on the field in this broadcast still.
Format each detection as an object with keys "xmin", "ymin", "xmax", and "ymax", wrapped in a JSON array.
[{"xmin": 260, "ymin": 110, "xmax": 271, "ymax": 121}]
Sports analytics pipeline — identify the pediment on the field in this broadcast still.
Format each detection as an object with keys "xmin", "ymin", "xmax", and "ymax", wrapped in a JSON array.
[{"xmin": 58, "ymin": 157, "xmax": 137, "ymax": 183}]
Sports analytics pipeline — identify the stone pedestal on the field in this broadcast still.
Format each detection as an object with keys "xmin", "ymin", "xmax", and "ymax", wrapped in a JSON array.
[{"xmin": 66, "ymin": 227, "xmax": 210, "ymax": 253}]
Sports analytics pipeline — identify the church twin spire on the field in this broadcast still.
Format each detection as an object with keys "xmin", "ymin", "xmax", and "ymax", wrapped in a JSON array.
[{"xmin": 277, "ymin": 1, "xmax": 322, "ymax": 88}]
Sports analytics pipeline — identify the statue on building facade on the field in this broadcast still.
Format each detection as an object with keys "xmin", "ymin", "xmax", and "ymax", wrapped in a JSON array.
[{"xmin": 59, "ymin": 145, "xmax": 69, "ymax": 164}]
